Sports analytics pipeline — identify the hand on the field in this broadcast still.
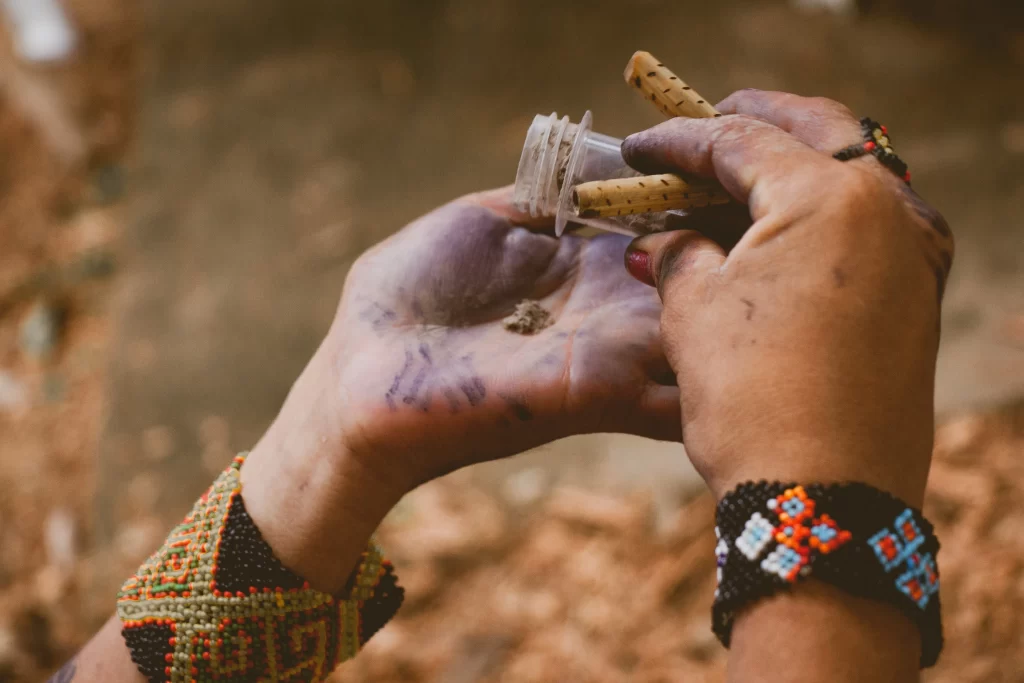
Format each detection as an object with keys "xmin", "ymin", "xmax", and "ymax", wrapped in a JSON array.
[
  {"xmin": 620, "ymin": 90, "xmax": 954, "ymax": 506},
  {"xmin": 241, "ymin": 186, "xmax": 679, "ymax": 591},
  {"xmin": 330, "ymin": 186, "xmax": 679, "ymax": 487}
]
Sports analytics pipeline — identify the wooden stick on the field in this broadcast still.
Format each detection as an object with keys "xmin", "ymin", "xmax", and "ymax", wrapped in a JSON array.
[
  {"xmin": 573, "ymin": 173, "xmax": 730, "ymax": 218},
  {"xmin": 570, "ymin": 51, "xmax": 730, "ymax": 219},
  {"xmin": 624, "ymin": 51, "xmax": 721, "ymax": 120}
]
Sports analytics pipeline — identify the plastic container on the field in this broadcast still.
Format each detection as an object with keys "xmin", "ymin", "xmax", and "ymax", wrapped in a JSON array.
[{"xmin": 513, "ymin": 111, "xmax": 674, "ymax": 237}]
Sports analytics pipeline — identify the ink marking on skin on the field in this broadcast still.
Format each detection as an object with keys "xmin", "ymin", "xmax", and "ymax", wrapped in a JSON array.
[
  {"xmin": 459, "ymin": 377, "xmax": 486, "ymax": 406},
  {"xmin": 403, "ymin": 366, "xmax": 429, "ymax": 404},
  {"xmin": 47, "ymin": 659, "xmax": 76, "ymax": 683},
  {"xmin": 740, "ymin": 298, "xmax": 755, "ymax": 321},
  {"xmin": 419, "ymin": 343, "xmax": 433, "ymax": 364},
  {"xmin": 903, "ymin": 187, "xmax": 952, "ymax": 240},
  {"xmin": 443, "ymin": 388, "xmax": 461, "ymax": 414},
  {"xmin": 416, "ymin": 389, "xmax": 433, "ymax": 413},
  {"xmin": 510, "ymin": 401, "xmax": 533, "ymax": 422},
  {"xmin": 500, "ymin": 393, "xmax": 534, "ymax": 422},
  {"xmin": 832, "ymin": 267, "xmax": 847, "ymax": 288},
  {"xmin": 540, "ymin": 352, "xmax": 561, "ymax": 366},
  {"xmin": 360, "ymin": 302, "xmax": 398, "ymax": 330},
  {"xmin": 385, "ymin": 349, "xmax": 415, "ymax": 411}
]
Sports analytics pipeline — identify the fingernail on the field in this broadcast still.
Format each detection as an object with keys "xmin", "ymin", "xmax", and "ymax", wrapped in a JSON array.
[
  {"xmin": 621, "ymin": 133, "xmax": 640, "ymax": 155},
  {"xmin": 625, "ymin": 247, "xmax": 655, "ymax": 287}
]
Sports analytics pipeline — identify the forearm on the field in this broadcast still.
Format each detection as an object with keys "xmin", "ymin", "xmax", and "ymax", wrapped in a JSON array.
[
  {"xmin": 728, "ymin": 582, "xmax": 920, "ymax": 683},
  {"xmin": 716, "ymin": 434, "xmax": 930, "ymax": 682},
  {"xmin": 240, "ymin": 337, "xmax": 409, "ymax": 593},
  {"xmin": 48, "ymin": 615, "xmax": 143, "ymax": 683},
  {"xmin": 65, "ymin": 340, "xmax": 406, "ymax": 683}
]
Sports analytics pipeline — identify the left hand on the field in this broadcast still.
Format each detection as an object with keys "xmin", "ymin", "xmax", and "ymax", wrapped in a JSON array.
[
  {"xmin": 330, "ymin": 186, "xmax": 679, "ymax": 487},
  {"xmin": 241, "ymin": 186, "xmax": 680, "ymax": 591}
]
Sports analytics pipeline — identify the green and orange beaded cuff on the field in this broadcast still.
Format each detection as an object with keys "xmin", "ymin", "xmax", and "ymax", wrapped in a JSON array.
[{"xmin": 116, "ymin": 454, "xmax": 403, "ymax": 683}]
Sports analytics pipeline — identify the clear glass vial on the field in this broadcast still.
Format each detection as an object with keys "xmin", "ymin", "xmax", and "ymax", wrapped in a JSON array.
[{"xmin": 513, "ymin": 111, "xmax": 674, "ymax": 237}]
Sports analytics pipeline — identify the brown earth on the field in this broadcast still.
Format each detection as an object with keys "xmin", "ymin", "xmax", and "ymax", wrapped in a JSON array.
[{"xmin": 0, "ymin": 1, "xmax": 1022, "ymax": 682}]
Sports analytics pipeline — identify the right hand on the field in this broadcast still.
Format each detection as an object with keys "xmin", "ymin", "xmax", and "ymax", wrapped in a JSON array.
[{"xmin": 620, "ymin": 91, "xmax": 954, "ymax": 505}]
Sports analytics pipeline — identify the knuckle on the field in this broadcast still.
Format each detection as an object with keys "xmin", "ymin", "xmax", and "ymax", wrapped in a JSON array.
[
  {"xmin": 720, "ymin": 87, "xmax": 764, "ymax": 107},
  {"xmin": 710, "ymin": 114, "xmax": 771, "ymax": 143},
  {"xmin": 808, "ymin": 96, "xmax": 855, "ymax": 120}
]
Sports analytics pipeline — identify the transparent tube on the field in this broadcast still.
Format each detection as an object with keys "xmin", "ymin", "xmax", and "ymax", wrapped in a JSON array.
[{"xmin": 513, "ymin": 111, "xmax": 675, "ymax": 237}]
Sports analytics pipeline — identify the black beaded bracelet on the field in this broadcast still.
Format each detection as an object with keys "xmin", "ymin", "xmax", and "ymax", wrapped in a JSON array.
[
  {"xmin": 833, "ymin": 117, "xmax": 911, "ymax": 184},
  {"xmin": 713, "ymin": 481, "xmax": 942, "ymax": 667}
]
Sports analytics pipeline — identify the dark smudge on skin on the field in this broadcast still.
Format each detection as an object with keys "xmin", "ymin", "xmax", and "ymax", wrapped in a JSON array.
[
  {"xmin": 740, "ymin": 298, "xmax": 756, "ymax": 321},
  {"xmin": 500, "ymin": 395, "xmax": 534, "ymax": 422},
  {"xmin": 385, "ymin": 349, "xmax": 415, "ymax": 411},
  {"xmin": 459, "ymin": 378, "xmax": 486, "ymax": 406},
  {"xmin": 443, "ymin": 388, "xmax": 461, "ymax": 413},
  {"xmin": 403, "ymin": 366, "xmax": 429, "ymax": 404},
  {"xmin": 832, "ymin": 267, "xmax": 847, "ymax": 288}
]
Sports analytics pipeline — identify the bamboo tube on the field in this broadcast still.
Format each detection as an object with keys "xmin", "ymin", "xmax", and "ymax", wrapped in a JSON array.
[
  {"xmin": 623, "ymin": 51, "xmax": 721, "ymax": 120},
  {"xmin": 573, "ymin": 173, "xmax": 730, "ymax": 218},
  {"xmin": 569, "ymin": 51, "xmax": 730, "ymax": 220}
]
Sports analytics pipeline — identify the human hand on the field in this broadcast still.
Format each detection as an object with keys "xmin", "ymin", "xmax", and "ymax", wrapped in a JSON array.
[
  {"xmin": 241, "ymin": 186, "xmax": 679, "ymax": 591},
  {"xmin": 329, "ymin": 186, "xmax": 679, "ymax": 487},
  {"xmin": 621, "ymin": 91, "xmax": 954, "ymax": 506}
]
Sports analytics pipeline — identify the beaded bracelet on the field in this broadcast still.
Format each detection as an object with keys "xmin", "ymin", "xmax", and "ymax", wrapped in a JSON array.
[
  {"xmin": 116, "ymin": 454, "xmax": 403, "ymax": 683},
  {"xmin": 713, "ymin": 481, "xmax": 942, "ymax": 667},
  {"xmin": 833, "ymin": 117, "xmax": 911, "ymax": 184}
]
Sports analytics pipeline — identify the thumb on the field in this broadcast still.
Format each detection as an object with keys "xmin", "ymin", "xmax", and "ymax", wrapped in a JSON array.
[{"xmin": 625, "ymin": 230, "xmax": 727, "ymax": 303}]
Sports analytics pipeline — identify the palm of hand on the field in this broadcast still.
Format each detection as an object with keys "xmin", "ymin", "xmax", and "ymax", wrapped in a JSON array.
[{"xmin": 331, "ymin": 189, "xmax": 679, "ymax": 482}]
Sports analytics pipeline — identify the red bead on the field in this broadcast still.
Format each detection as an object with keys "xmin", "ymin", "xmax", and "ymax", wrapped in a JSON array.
[
  {"xmin": 165, "ymin": 653, "xmax": 174, "ymax": 663},
  {"xmin": 881, "ymin": 125, "xmax": 888, "ymax": 134},
  {"xmin": 864, "ymin": 141, "xmax": 876, "ymax": 151},
  {"xmin": 904, "ymin": 172, "xmax": 911, "ymax": 182}
]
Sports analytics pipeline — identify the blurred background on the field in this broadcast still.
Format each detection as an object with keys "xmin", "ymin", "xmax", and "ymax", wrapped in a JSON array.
[{"xmin": 0, "ymin": 0, "xmax": 1022, "ymax": 681}]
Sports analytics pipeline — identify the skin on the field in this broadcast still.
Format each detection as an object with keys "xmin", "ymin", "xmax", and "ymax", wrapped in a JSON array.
[
  {"xmin": 57, "ymin": 187, "xmax": 681, "ymax": 682},
  {"xmin": 621, "ymin": 89, "xmax": 953, "ymax": 683},
  {"xmin": 49, "ymin": 91, "xmax": 951, "ymax": 683}
]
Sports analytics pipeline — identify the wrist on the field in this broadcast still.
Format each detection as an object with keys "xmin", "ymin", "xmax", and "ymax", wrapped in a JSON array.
[
  {"xmin": 698, "ymin": 428, "xmax": 932, "ymax": 507},
  {"xmin": 730, "ymin": 581, "xmax": 921, "ymax": 683},
  {"xmin": 240, "ymin": 341, "xmax": 410, "ymax": 594}
]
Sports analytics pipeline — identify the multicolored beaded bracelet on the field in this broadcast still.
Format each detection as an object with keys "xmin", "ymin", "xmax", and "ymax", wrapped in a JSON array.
[
  {"xmin": 116, "ymin": 453, "xmax": 403, "ymax": 683},
  {"xmin": 833, "ymin": 117, "xmax": 911, "ymax": 184},
  {"xmin": 713, "ymin": 481, "xmax": 942, "ymax": 668}
]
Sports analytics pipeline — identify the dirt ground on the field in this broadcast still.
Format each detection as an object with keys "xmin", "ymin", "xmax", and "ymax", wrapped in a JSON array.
[{"xmin": 0, "ymin": 0, "xmax": 1022, "ymax": 681}]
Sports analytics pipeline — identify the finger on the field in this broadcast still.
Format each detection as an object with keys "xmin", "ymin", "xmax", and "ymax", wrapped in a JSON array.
[
  {"xmin": 662, "ymin": 203, "xmax": 752, "ymax": 252},
  {"xmin": 461, "ymin": 185, "xmax": 557, "ymax": 234},
  {"xmin": 629, "ymin": 384, "xmax": 683, "ymax": 443},
  {"xmin": 716, "ymin": 89, "xmax": 861, "ymax": 152},
  {"xmin": 621, "ymin": 116, "xmax": 833, "ymax": 218},
  {"xmin": 625, "ymin": 230, "xmax": 726, "ymax": 306}
]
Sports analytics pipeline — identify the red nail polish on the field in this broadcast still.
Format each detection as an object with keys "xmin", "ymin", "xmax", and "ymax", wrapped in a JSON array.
[{"xmin": 625, "ymin": 249, "xmax": 655, "ymax": 287}]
